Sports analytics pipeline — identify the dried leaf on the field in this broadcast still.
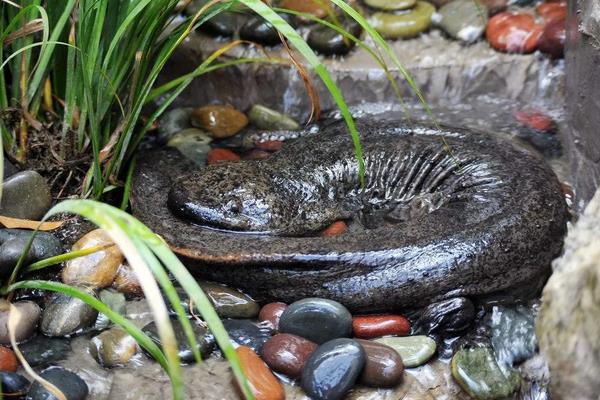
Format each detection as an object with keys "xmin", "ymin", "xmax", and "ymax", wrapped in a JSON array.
[{"xmin": 0, "ymin": 215, "xmax": 65, "ymax": 231}]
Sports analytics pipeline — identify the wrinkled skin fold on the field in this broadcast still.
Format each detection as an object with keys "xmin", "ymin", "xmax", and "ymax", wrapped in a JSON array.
[{"xmin": 132, "ymin": 121, "xmax": 567, "ymax": 312}]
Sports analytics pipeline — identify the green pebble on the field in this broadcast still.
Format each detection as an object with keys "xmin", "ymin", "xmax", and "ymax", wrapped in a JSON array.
[
  {"xmin": 451, "ymin": 347, "xmax": 521, "ymax": 400},
  {"xmin": 435, "ymin": 0, "xmax": 487, "ymax": 43},
  {"xmin": 369, "ymin": 1, "xmax": 435, "ymax": 39},
  {"xmin": 374, "ymin": 335, "xmax": 437, "ymax": 367},
  {"xmin": 365, "ymin": 0, "xmax": 417, "ymax": 11},
  {"xmin": 248, "ymin": 105, "xmax": 300, "ymax": 131},
  {"xmin": 167, "ymin": 128, "xmax": 213, "ymax": 167}
]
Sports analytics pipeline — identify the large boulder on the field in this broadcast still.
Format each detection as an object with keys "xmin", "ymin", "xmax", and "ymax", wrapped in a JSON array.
[{"xmin": 537, "ymin": 188, "xmax": 600, "ymax": 399}]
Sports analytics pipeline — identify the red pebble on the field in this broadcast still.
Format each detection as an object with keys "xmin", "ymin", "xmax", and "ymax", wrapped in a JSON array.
[
  {"xmin": 255, "ymin": 140, "xmax": 284, "ymax": 152},
  {"xmin": 352, "ymin": 314, "xmax": 411, "ymax": 339},
  {"xmin": 321, "ymin": 221, "xmax": 347, "ymax": 237},
  {"xmin": 486, "ymin": 12, "xmax": 543, "ymax": 54},
  {"xmin": 536, "ymin": 2, "xmax": 566, "ymax": 23},
  {"xmin": 242, "ymin": 149, "xmax": 271, "ymax": 160},
  {"xmin": 259, "ymin": 302, "xmax": 288, "ymax": 331},
  {"xmin": 0, "ymin": 347, "xmax": 17, "ymax": 372},
  {"xmin": 261, "ymin": 333, "xmax": 317, "ymax": 378},
  {"xmin": 207, "ymin": 148, "xmax": 241, "ymax": 165},
  {"xmin": 514, "ymin": 110, "xmax": 555, "ymax": 131},
  {"xmin": 538, "ymin": 17, "xmax": 566, "ymax": 58},
  {"xmin": 234, "ymin": 346, "xmax": 285, "ymax": 400}
]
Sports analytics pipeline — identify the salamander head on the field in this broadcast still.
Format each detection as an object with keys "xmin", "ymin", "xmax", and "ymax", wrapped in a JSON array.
[{"xmin": 168, "ymin": 163, "xmax": 295, "ymax": 233}]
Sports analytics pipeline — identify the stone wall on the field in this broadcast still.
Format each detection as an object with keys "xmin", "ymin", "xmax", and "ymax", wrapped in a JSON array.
[{"xmin": 565, "ymin": 0, "xmax": 600, "ymax": 208}]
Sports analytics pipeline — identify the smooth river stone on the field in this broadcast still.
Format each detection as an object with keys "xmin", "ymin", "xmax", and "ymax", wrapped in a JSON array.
[
  {"xmin": 142, "ymin": 318, "xmax": 214, "ymax": 364},
  {"xmin": 200, "ymin": 281, "xmax": 260, "ymax": 319},
  {"xmin": 112, "ymin": 262, "xmax": 143, "ymax": 296},
  {"xmin": 207, "ymin": 148, "xmax": 241, "ymax": 165},
  {"xmin": 0, "ymin": 372, "xmax": 29, "ymax": 396},
  {"xmin": 236, "ymin": 345, "xmax": 285, "ymax": 400},
  {"xmin": 248, "ymin": 105, "xmax": 300, "ymax": 131},
  {"xmin": 356, "ymin": 339, "xmax": 404, "ymax": 388},
  {"xmin": 0, "ymin": 300, "xmax": 41, "ymax": 344},
  {"xmin": 485, "ymin": 12, "xmax": 543, "ymax": 54},
  {"xmin": 307, "ymin": 21, "xmax": 362, "ymax": 56},
  {"xmin": 374, "ymin": 336, "xmax": 437, "ymax": 368},
  {"xmin": 41, "ymin": 291, "xmax": 98, "ymax": 336},
  {"xmin": 0, "ymin": 347, "xmax": 17, "ymax": 372},
  {"xmin": 538, "ymin": 16, "xmax": 565, "ymax": 58},
  {"xmin": 239, "ymin": 14, "xmax": 295, "ymax": 46},
  {"xmin": 413, "ymin": 297, "xmax": 475, "ymax": 335},
  {"xmin": 365, "ymin": 0, "xmax": 416, "ymax": 11},
  {"xmin": 223, "ymin": 319, "xmax": 272, "ymax": 353},
  {"xmin": 190, "ymin": 105, "xmax": 248, "ymax": 139},
  {"xmin": 301, "ymin": 338, "xmax": 366, "ymax": 400},
  {"xmin": 0, "ymin": 171, "xmax": 52, "ymax": 220},
  {"xmin": 167, "ymin": 128, "xmax": 213, "ymax": 168},
  {"xmin": 0, "ymin": 230, "xmax": 62, "ymax": 278},
  {"xmin": 27, "ymin": 367, "xmax": 89, "ymax": 400},
  {"xmin": 352, "ymin": 314, "xmax": 411, "ymax": 339},
  {"xmin": 89, "ymin": 327, "xmax": 139, "ymax": 368},
  {"xmin": 261, "ymin": 333, "xmax": 317, "ymax": 378},
  {"xmin": 369, "ymin": 2, "xmax": 435, "ymax": 40},
  {"xmin": 279, "ymin": 298, "xmax": 352, "ymax": 344},
  {"xmin": 19, "ymin": 336, "xmax": 71, "ymax": 367},
  {"xmin": 196, "ymin": 12, "xmax": 240, "ymax": 37},
  {"xmin": 434, "ymin": 0, "xmax": 488, "ymax": 43},
  {"xmin": 451, "ymin": 347, "xmax": 521, "ymax": 400},
  {"xmin": 258, "ymin": 302, "xmax": 287, "ymax": 331},
  {"xmin": 61, "ymin": 228, "xmax": 124, "ymax": 289},
  {"xmin": 280, "ymin": 0, "xmax": 329, "ymax": 19},
  {"xmin": 488, "ymin": 305, "xmax": 536, "ymax": 366},
  {"xmin": 157, "ymin": 107, "xmax": 193, "ymax": 143},
  {"xmin": 94, "ymin": 289, "xmax": 126, "ymax": 330}
]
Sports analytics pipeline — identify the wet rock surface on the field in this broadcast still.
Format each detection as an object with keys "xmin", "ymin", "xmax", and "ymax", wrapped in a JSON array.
[
  {"xmin": 0, "ymin": 171, "xmax": 52, "ymax": 220},
  {"xmin": 19, "ymin": 336, "xmax": 71, "ymax": 367},
  {"xmin": 27, "ymin": 366, "xmax": 89, "ymax": 400},
  {"xmin": 142, "ymin": 318, "xmax": 214, "ymax": 364},
  {"xmin": 375, "ymin": 336, "xmax": 437, "ymax": 368},
  {"xmin": 0, "ymin": 229, "xmax": 62, "ymax": 278},
  {"xmin": 261, "ymin": 333, "xmax": 317, "ymax": 378},
  {"xmin": 0, "ymin": 371, "xmax": 29, "ymax": 395},
  {"xmin": 41, "ymin": 292, "xmax": 98, "ymax": 337},
  {"xmin": 222, "ymin": 319, "xmax": 271, "ymax": 353},
  {"xmin": 258, "ymin": 302, "xmax": 287, "ymax": 331},
  {"xmin": 89, "ymin": 328, "xmax": 139, "ymax": 368},
  {"xmin": 413, "ymin": 297, "xmax": 475, "ymax": 335},
  {"xmin": 356, "ymin": 339, "xmax": 404, "ymax": 388},
  {"xmin": 0, "ymin": 300, "xmax": 41, "ymax": 344}
]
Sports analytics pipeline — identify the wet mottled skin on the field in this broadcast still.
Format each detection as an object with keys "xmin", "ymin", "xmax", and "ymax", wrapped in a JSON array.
[{"xmin": 132, "ymin": 120, "xmax": 568, "ymax": 312}]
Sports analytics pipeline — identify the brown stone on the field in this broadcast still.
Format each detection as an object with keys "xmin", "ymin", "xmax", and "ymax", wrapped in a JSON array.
[
  {"xmin": 190, "ymin": 105, "xmax": 248, "ymax": 138},
  {"xmin": 258, "ymin": 302, "xmax": 287, "ymax": 331},
  {"xmin": 356, "ymin": 339, "xmax": 404, "ymax": 388},
  {"xmin": 536, "ymin": 2, "xmax": 566, "ymax": 23},
  {"xmin": 538, "ymin": 17, "xmax": 566, "ymax": 58},
  {"xmin": 486, "ymin": 12, "xmax": 543, "ymax": 54},
  {"xmin": 112, "ymin": 263, "xmax": 143, "ymax": 296},
  {"xmin": 0, "ymin": 347, "xmax": 17, "ymax": 372},
  {"xmin": 235, "ymin": 346, "xmax": 285, "ymax": 400},
  {"xmin": 0, "ymin": 301, "xmax": 41, "ymax": 344},
  {"xmin": 61, "ymin": 229, "xmax": 124, "ymax": 289},
  {"xmin": 321, "ymin": 221, "xmax": 348, "ymax": 237},
  {"xmin": 280, "ymin": 0, "xmax": 329, "ymax": 19},
  {"xmin": 261, "ymin": 333, "xmax": 317, "ymax": 378},
  {"xmin": 207, "ymin": 148, "xmax": 241, "ymax": 165}
]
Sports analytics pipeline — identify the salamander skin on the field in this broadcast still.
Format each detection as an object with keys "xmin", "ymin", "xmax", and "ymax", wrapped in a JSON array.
[{"xmin": 132, "ymin": 120, "xmax": 568, "ymax": 312}]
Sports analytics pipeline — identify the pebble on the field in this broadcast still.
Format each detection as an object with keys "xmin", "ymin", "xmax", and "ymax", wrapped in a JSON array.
[
  {"xmin": 0, "ymin": 300, "xmax": 41, "ymax": 344},
  {"xmin": 369, "ymin": 2, "xmax": 435, "ymax": 40},
  {"xmin": 486, "ymin": 12, "xmax": 543, "ymax": 54},
  {"xmin": 0, "ymin": 371, "xmax": 29, "ymax": 396},
  {"xmin": 248, "ymin": 105, "xmax": 300, "ymax": 131},
  {"xmin": 365, "ymin": 0, "xmax": 416, "ymax": 11},
  {"xmin": 190, "ymin": 105, "xmax": 248, "ymax": 139},
  {"xmin": 112, "ymin": 262, "xmax": 143, "ymax": 296},
  {"xmin": 61, "ymin": 229, "xmax": 124, "ymax": 289},
  {"xmin": 434, "ymin": 0, "xmax": 488, "ymax": 43},
  {"xmin": 223, "ymin": 319, "xmax": 272, "ymax": 353},
  {"xmin": 321, "ymin": 221, "xmax": 348, "ymax": 237},
  {"xmin": 374, "ymin": 336, "xmax": 437, "ymax": 368},
  {"xmin": 538, "ymin": 16, "xmax": 565, "ymax": 58},
  {"xmin": 200, "ymin": 281, "xmax": 260, "ymax": 319},
  {"xmin": 280, "ymin": 0, "xmax": 329, "ymax": 20},
  {"xmin": 513, "ymin": 109, "xmax": 555, "ymax": 132},
  {"xmin": 307, "ymin": 21, "xmax": 362, "ymax": 55},
  {"xmin": 255, "ymin": 140, "xmax": 284, "ymax": 152},
  {"xmin": 261, "ymin": 333, "xmax": 317, "ymax": 378},
  {"xmin": 279, "ymin": 298, "xmax": 352, "ymax": 344},
  {"xmin": 413, "ymin": 297, "xmax": 475, "ymax": 335},
  {"xmin": 353, "ymin": 314, "xmax": 411, "ymax": 339},
  {"xmin": 89, "ymin": 327, "xmax": 139, "ymax": 368},
  {"xmin": 167, "ymin": 128, "xmax": 213, "ymax": 167},
  {"xmin": 258, "ymin": 302, "xmax": 287, "ymax": 331},
  {"xmin": 536, "ymin": 2, "xmax": 566, "ymax": 23},
  {"xmin": 157, "ymin": 107, "xmax": 193, "ymax": 143},
  {"xmin": 235, "ymin": 345, "xmax": 285, "ymax": 400},
  {"xmin": 356, "ymin": 339, "xmax": 404, "ymax": 388},
  {"xmin": 0, "ymin": 346, "xmax": 17, "ymax": 372},
  {"xmin": 488, "ymin": 305, "xmax": 536, "ymax": 366},
  {"xmin": 196, "ymin": 12, "xmax": 240, "ymax": 37},
  {"xmin": 40, "ymin": 291, "xmax": 99, "ymax": 336},
  {"xmin": 0, "ymin": 171, "xmax": 52, "ymax": 220},
  {"xmin": 27, "ymin": 366, "xmax": 89, "ymax": 400},
  {"xmin": 94, "ymin": 289, "xmax": 126, "ymax": 330},
  {"xmin": 451, "ymin": 346, "xmax": 521, "ymax": 400},
  {"xmin": 301, "ymin": 338, "xmax": 366, "ymax": 400},
  {"xmin": 239, "ymin": 14, "xmax": 295, "ymax": 46},
  {"xmin": 19, "ymin": 336, "xmax": 71, "ymax": 366},
  {"xmin": 207, "ymin": 148, "xmax": 241, "ymax": 165},
  {"xmin": 142, "ymin": 318, "xmax": 214, "ymax": 364},
  {"xmin": 0, "ymin": 229, "xmax": 62, "ymax": 278}
]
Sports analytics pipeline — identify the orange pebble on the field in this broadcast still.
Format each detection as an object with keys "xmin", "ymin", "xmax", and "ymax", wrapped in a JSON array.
[
  {"xmin": 0, "ymin": 347, "xmax": 18, "ymax": 372},
  {"xmin": 234, "ymin": 346, "xmax": 285, "ymax": 400},
  {"xmin": 255, "ymin": 140, "xmax": 284, "ymax": 152},
  {"xmin": 321, "ymin": 221, "xmax": 348, "ymax": 237},
  {"xmin": 207, "ymin": 148, "xmax": 241, "ymax": 165}
]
